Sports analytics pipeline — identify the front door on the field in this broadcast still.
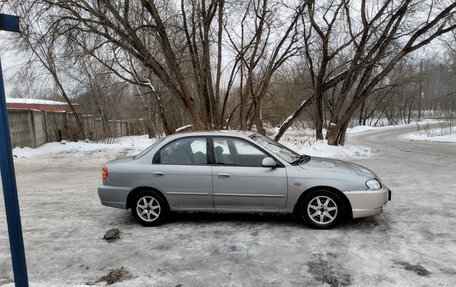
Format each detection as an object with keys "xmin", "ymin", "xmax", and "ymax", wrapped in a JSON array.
[{"xmin": 211, "ymin": 137, "xmax": 288, "ymax": 210}]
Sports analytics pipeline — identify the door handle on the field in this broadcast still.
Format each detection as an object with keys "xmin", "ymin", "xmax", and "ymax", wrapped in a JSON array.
[
  {"xmin": 218, "ymin": 173, "xmax": 230, "ymax": 178},
  {"xmin": 152, "ymin": 171, "xmax": 164, "ymax": 176}
]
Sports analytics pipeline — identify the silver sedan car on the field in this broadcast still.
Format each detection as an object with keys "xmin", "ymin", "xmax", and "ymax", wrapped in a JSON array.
[{"xmin": 98, "ymin": 131, "xmax": 391, "ymax": 229}]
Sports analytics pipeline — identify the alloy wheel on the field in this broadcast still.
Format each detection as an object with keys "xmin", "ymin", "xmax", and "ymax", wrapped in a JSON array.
[
  {"xmin": 307, "ymin": 195, "xmax": 338, "ymax": 225},
  {"xmin": 136, "ymin": 196, "xmax": 161, "ymax": 222}
]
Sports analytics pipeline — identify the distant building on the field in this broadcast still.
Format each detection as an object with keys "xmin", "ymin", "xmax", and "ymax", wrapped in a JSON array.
[{"xmin": 6, "ymin": 98, "xmax": 81, "ymax": 113}]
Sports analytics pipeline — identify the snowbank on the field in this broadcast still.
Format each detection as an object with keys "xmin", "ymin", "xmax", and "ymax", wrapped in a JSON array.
[
  {"xmin": 275, "ymin": 126, "xmax": 374, "ymax": 159},
  {"xmin": 281, "ymin": 139, "xmax": 371, "ymax": 159},
  {"xmin": 12, "ymin": 128, "xmax": 375, "ymax": 160},
  {"xmin": 406, "ymin": 122, "xmax": 456, "ymax": 142},
  {"xmin": 346, "ymin": 125, "xmax": 377, "ymax": 134},
  {"xmin": 12, "ymin": 135, "xmax": 156, "ymax": 159},
  {"xmin": 406, "ymin": 133, "xmax": 456, "ymax": 142}
]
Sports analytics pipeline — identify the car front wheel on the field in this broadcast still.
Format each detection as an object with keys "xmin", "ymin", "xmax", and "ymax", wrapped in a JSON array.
[
  {"xmin": 132, "ymin": 191, "xmax": 167, "ymax": 226},
  {"xmin": 300, "ymin": 189, "xmax": 344, "ymax": 229}
]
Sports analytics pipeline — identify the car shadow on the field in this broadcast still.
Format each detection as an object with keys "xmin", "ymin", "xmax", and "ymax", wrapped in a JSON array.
[
  {"xmin": 166, "ymin": 211, "xmax": 300, "ymax": 226},
  {"xmin": 117, "ymin": 209, "xmax": 390, "ymax": 230}
]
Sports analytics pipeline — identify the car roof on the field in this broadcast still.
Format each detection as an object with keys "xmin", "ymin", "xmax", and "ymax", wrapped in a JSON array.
[{"xmin": 164, "ymin": 130, "xmax": 256, "ymax": 140}]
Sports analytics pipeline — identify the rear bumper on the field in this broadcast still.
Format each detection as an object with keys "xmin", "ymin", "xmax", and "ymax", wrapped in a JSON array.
[
  {"xmin": 343, "ymin": 187, "xmax": 390, "ymax": 219},
  {"xmin": 98, "ymin": 185, "xmax": 131, "ymax": 209}
]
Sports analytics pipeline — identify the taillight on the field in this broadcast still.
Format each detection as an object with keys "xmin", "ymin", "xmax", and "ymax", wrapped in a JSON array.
[{"xmin": 102, "ymin": 165, "xmax": 108, "ymax": 179}]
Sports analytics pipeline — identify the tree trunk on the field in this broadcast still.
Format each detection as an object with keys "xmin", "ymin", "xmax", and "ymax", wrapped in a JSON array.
[
  {"xmin": 274, "ymin": 96, "xmax": 314, "ymax": 141},
  {"xmin": 158, "ymin": 102, "xmax": 172, "ymax": 135},
  {"xmin": 358, "ymin": 100, "xmax": 365, "ymax": 125},
  {"xmin": 314, "ymin": 92, "xmax": 324, "ymax": 140},
  {"xmin": 53, "ymin": 73, "xmax": 85, "ymax": 138},
  {"xmin": 325, "ymin": 119, "xmax": 349, "ymax": 146},
  {"xmin": 326, "ymin": 125, "xmax": 338, "ymax": 145},
  {"xmin": 254, "ymin": 99, "xmax": 266, "ymax": 135}
]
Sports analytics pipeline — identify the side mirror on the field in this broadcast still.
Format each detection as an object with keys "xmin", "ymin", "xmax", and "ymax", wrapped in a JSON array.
[{"xmin": 261, "ymin": 157, "xmax": 277, "ymax": 168}]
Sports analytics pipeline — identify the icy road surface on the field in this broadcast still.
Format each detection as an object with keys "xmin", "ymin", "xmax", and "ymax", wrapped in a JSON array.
[{"xmin": 1, "ymin": 126, "xmax": 456, "ymax": 286}]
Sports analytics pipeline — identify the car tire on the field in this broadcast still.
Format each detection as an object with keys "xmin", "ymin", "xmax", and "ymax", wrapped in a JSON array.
[
  {"xmin": 131, "ymin": 191, "xmax": 168, "ymax": 226},
  {"xmin": 299, "ymin": 189, "xmax": 344, "ymax": 229}
]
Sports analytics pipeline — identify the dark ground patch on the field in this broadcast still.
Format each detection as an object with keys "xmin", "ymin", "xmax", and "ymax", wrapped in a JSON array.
[
  {"xmin": 307, "ymin": 254, "xmax": 351, "ymax": 287},
  {"xmin": 90, "ymin": 267, "xmax": 133, "ymax": 285},
  {"xmin": 395, "ymin": 261, "xmax": 431, "ymax": 276}
]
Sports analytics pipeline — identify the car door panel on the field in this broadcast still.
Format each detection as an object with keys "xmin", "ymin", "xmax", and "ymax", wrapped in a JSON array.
[
  {"xmin": 150, "ymin": 137, "xmax": 213, "ymax": 209},
  {"xmin": 149, "ymin": 165, "xmax": 212, "ymax": 209},
  {"xmin": 211, "ymin": 137, "xmax": 288, "ymax": 210},
  {"xmin": 212, "ymin": 166, "xmax": 287, "ymax": 209}
]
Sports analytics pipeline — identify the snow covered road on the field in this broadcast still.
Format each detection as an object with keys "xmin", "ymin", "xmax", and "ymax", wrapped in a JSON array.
[{"xmin": 1, "ymin": 126, "xmax": 456, "ymax": 286}]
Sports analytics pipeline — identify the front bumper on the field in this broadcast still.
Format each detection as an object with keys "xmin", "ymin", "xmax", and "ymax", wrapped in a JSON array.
[{"xmin": 343, "ymin": 187, "xmax": 391, "ymax": 219}]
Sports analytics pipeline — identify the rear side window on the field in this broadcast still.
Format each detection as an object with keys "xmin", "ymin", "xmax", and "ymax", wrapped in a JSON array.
[
  {"xmin": 134, "ymin": 138, "xmax": 163, "ymax": 159},
  {"xmin": 156, "ymin": 137, "xmax": 207, "ymax": 165}
]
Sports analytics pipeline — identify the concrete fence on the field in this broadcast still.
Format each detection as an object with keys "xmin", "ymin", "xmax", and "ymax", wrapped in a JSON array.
[{"xmin": 7, "ymin": 109, "xmax": 146, "ymax": 148}]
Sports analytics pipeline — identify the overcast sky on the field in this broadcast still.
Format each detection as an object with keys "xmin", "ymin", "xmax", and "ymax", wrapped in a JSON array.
[
  {"xmin": 0, "ymin": 3, "xmax": 453, "ymax": 101},
  {"xmin": 0, "ymin": 31, "xmax": 24, "ymax": 96}
]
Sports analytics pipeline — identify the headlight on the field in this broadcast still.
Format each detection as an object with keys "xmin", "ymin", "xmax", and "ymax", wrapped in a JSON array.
[{"xmin": 366, "ymin": 179, "xmax": 382, "ymax": 190}]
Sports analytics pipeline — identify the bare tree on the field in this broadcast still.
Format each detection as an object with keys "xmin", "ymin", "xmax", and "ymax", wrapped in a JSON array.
[
  {"xmin": 9, "ymin": 0, "xmax": 456, "ymax": 145},
  {"xmin": 275, "ymin": 0, "xmax": 456, "ymax": 145},
  {"xmin": 13, "ymin": 3, "xmax": 85, "ymax": 136},
  {"xmin": 23, "ymin": 0, "xmax": 306, "ymax": 135},
  {"xmin": 224, "ymin": 0, "xmax": 305, "ymax": 134}
]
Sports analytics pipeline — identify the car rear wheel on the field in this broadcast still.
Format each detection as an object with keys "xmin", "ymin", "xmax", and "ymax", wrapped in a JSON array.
[
  {"xmin": 300, "ymin": 189, "xmax": 344, "ymax": 229},
  {"xmin": 132, "ymin": 191, "xmax": 167, "ymax": 226}
]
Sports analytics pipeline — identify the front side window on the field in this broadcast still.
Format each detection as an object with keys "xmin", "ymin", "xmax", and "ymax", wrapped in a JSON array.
[
  {"xmin": 158, "ymin": 137, "xmax": 207, "ymax": 165},
  {"xmin": 250, "ymin": 134, "xmax": 300, "ymax": 163},
  {"xmin": 213, "ymin": 137, "xmax": 268, "ymax": 167}
]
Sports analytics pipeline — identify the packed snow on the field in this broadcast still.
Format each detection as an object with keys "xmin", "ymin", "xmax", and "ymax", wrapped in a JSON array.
[{"xmin": 1, "ymin": 124, "xmax": 456, "ymax": 286}]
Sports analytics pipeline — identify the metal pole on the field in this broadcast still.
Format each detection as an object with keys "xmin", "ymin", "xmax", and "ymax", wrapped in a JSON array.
[
  {"xmin": 418, "ymin": 59, "xmax": 423, "ymax": 120},
  {"xmin": 0, "ymin": 59, "xmax": 29, "ymax": 285}
]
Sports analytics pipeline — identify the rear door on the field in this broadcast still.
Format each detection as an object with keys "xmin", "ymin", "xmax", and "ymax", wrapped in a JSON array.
[
  {"xmin": 150, "ymin": 136, "xmax": 213, "ymax": 209},
  {"xmin": 211, "ymin": 137, "xmax": 288, "ymax": 210}
]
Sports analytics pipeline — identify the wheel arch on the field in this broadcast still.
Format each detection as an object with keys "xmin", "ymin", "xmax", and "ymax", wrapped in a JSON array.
[
  {"xmin": 293, "ymin": 186, "xmax": 353, "ymax": 220},
  {"xmin": 126, "ymin": 186, "xmax": 170, "ymax": 211}
]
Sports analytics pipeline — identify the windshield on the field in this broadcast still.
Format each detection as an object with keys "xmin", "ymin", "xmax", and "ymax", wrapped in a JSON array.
[
  {"xmin": 250, "ymin": 134, "xmax": 301, "ymax": 163},
  {"xmin": 133, "ymin": 138, "xmax": 164, "ymax": 159}
]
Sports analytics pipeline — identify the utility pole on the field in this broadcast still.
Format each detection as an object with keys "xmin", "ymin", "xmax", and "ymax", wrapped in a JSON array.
[
  {"xmin": 418, "ymin": 59, "xmax": 423, "ymax": 120},
  {"xmin": 0, "ymin": 13, "xmax": 29, "ymax": 287}
]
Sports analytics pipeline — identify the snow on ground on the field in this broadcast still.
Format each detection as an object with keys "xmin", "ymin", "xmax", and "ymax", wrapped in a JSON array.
[
  {"xmin": 281, "ymin": 138, "xmax": 372, "ymax": 158},
  {"xmin": 405, "ymin": 123, "xmax": 456, "ymax": 142},
  {"xmin": 12, "ymin": 135, "xmax": 156, "ymax": 159},
  {"xmin": 6, "ymin": 98, "xmax": 70, "ymax": 105},
  {"xmin": 15, "ymin": 121, "xmax": 445, "ymax": 161},
  {"xmin": 2, "ymin": 124, "xmax": 456, "ymax": 286},
  {"xmin": 407, "ymin": 133, "xmax": 456, "ymax": 142},
  {"xmin": 275, "ymin": 122, "xmax": 441, "ymax": 159},
  {"xmin": 346, "ymin": 125, "xmax": 377, "ymax": 134},
  {"xmin": 13, "ymin": 130, "xmax": 374, "ymax": 160},
  {"xmin": 274, "ymin": 126, "xmax": 373, "ymax": 159}
]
